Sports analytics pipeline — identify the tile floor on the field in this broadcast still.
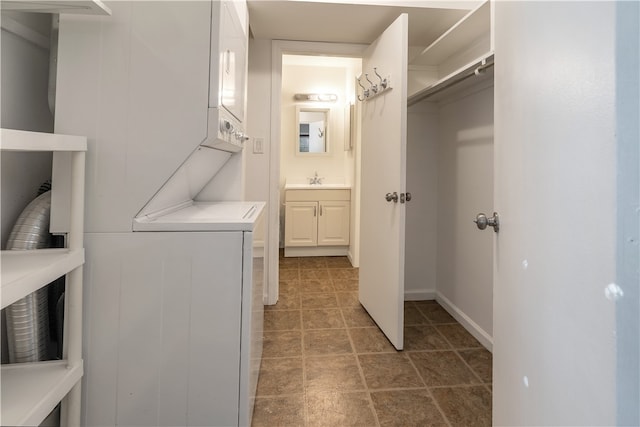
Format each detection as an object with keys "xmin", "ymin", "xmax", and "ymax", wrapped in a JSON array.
[{"xmin": 252, "ymin": 255, "xmax": 492, "ymax": 427}]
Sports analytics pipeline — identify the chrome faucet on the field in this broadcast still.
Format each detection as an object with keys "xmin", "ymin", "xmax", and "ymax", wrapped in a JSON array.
[{"xmin": 309, "ymin": 171, "xmax": 323, "ymax": 185}]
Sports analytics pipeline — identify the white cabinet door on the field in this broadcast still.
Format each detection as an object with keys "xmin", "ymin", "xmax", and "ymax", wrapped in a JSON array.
[
  {"xmin": 359, "ymin": 14, "xmax": 408, "ymax": 350},
  {"xmin": 284, "ymin": 202, "xmax": 318, "ymax": 247},
  {"xmin": 318, "ymin": 201, "xmax": 350, "ymax": 246}
]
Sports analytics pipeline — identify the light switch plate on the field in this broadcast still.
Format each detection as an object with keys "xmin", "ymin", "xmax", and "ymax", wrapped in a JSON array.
[{"xmin": 253, "ymin": 137, "xmax": 264, "ymax": 154}]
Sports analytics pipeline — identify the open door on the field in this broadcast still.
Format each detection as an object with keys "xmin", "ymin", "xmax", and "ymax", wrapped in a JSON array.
[
  {"xmin": 493, "ymin": 2, "xmax": 621, "ymax": 425},
  {"xmin": 359, "ymin": 14, "xmax": 408, "ymax": 350}
]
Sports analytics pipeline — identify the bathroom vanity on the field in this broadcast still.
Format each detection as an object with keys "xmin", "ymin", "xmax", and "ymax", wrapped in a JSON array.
[{"xmin": 284, "ymin": 182, "xmax": 351, "ymax": 257}]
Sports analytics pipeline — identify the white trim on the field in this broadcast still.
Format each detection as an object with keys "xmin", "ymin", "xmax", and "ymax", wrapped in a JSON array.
[
  {"xmin": 404, "ymin": 289, "xmax": 437, "ymax": 301},
  {"xmin": 267, "ymin": 40, "xmax": 367, "ymax": 307},
  {"xmin": 436, "ymin": 291, "xmax": 493, "ymax": 352},
  {"xmin": 284, "ymin": 246, "xmax": 348, "ymax": 257}
]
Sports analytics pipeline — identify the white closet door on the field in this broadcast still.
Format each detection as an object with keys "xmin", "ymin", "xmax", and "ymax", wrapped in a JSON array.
[
  {"xmin": 493, "ymin": 2, "xmax": 618, "ymax": 425},
  {"xmin": 359, "ymin": 13, "xmax": 408, "ymax": 350}
]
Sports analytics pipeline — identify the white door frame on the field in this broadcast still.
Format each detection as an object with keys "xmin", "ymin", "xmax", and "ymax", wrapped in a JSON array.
[{"xmin": 266, "ymin": 40, "xmax": 366, "ymax": 304}]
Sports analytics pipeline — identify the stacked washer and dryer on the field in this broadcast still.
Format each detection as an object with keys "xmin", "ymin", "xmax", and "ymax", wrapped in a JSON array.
[{"xmin": 53, "ymin": 1, "xmax": 264, "ymax": 425}]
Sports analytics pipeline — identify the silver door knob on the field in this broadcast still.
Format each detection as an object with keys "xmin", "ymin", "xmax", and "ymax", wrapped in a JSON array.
[
  {"xmin": 385, "ymin": 192, "xmax": 398, "ymax": 203},
  {"xmin": 474, "ymin": 212, "xmax": 499, "ymax": 232}
]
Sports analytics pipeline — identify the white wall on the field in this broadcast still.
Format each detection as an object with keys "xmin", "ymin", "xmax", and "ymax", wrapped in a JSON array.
[
  {"xmin": 404, "ymin": 101, "xmax": 439, "ymax": 299},
  {"xmin": 1, "ymin": 13, "xmax": 54, "ymax": 249},
  {"xmin": 435, "ymin": 83, "xmax": 494, "ymax": 341},
  {"xmin": 55, "ymin": 1, "xmax": 211, "ymax": 233}
]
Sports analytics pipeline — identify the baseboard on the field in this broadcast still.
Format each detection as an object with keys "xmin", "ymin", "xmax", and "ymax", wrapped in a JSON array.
[
  {"xmin": 404, "ymin": 289, "xmax": 437, "ymax": 301},
  {"xmin": 347, "ymin": 251, "xmax": 358, "ymax": 268},
  {"xmin": 284, "ymin": 246, "xmax": 348, "ymax": 257},
  {"xmin": 435, "ymin": 291, "xmax": 493, "ymax": 352}
]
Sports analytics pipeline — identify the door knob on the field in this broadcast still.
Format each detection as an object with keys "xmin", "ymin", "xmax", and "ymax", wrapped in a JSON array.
[
  {"xmin": 474, "ymin": 212, "xmax": 499, "ymax": 232},
  {"xmin": 385, "ymin": 192, "xmax": 398, "ymax": 203}
]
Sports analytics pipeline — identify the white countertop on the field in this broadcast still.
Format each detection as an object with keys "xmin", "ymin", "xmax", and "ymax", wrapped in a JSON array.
[
  {"xmin": 284, "ymin": 177, "xmax": 351, "ymax": 190},
  {"xmin": 284, "ymin": 183, "xmax": 351, "ymax": 190}
]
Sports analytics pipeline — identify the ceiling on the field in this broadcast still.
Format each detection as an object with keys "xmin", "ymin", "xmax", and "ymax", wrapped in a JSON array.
[{"xmin": 246, "ymin": 0, "xmax": 480, "ymax": 48}]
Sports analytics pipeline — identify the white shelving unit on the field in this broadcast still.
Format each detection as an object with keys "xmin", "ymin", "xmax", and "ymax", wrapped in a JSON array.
[
  {"xmin": 1, "ymin": 128, "xmax": 87, "ymax": 427},
  {"xmin": 408, "ymin": 0, "xmax": 493, "ymax": 105},
  {"xmin": 0, "ymin": 0, "xmax": 111, "ymax": 15}
]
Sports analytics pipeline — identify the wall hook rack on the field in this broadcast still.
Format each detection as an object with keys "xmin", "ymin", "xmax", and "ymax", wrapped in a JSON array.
[
  {"xmin": 357, "ymin": 76, "xmax": 370, "ymax": 101},
  {"xmin": 373, "ymin": 67, "xmax": 388, "ymax": 90},
  {"xmin": 357, "ymin": 69, "xmax": 392, "ymax": 102}
]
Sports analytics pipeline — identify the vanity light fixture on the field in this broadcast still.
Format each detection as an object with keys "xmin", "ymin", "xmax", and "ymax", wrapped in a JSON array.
[{"xmin": 294, "ymin": 93, "xmax": 338, "ymax": 102}]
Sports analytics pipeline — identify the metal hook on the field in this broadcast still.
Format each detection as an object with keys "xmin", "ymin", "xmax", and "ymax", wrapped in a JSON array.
[
  {"xmin": 373, "ymin": 67, "xmax": 387, "ymax": 89},
  {"xmin": 365, "ymin": 73, "xmax": 378, "ymax": 93},
  {"xmin": 357, "ymin": 76, "xmax": 369, "ymax": 101}
]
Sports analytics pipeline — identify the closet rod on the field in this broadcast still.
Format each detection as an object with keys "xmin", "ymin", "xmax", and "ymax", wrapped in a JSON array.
[{"xmin": 408, "ymin": 57, "xmax": 494, "ymax": 105}]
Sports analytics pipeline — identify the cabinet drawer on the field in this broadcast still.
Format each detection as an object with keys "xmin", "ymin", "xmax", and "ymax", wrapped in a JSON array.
[{"xmin": 285, "ymin": 189, "xmax": 350, "ymax": 202}]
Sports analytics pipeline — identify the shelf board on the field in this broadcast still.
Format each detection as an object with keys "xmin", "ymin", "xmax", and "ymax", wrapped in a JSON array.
[
  {"xmin": 1, "ymin": 249, "xmax": 84, "ymax": 309},
  {"xmin": 1, "ymin": 360, "xmax": 83, "ymax": 426},
  {"xmin": 1, "ymin": 128, "xmax": 87, "ymax": 152},
  {"xmin": 411, "ymin": 1, "xmax": 490, "ymax": 67},
  {"xmin": 408, "ymin": 53, "xmax": 494, "ymax": 105},
  {"xmin": 0, "ymin": 0, "xmax": 111, "ymax": 15}
]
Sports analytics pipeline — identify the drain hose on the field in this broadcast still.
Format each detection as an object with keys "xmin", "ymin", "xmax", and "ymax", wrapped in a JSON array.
[{"xmin": 5, "ymin": 191, "xmax": 52, "ymax": 363}]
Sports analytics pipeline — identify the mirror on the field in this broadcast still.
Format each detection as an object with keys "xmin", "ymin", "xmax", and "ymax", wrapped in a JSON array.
[{"xmin": 296, "ymin": 107, "xmax": 329, "ymax": 155}]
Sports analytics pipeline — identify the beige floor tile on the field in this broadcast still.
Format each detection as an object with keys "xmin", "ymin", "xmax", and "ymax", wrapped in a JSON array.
[
  {"xmin": 302, "ymin": 308, "xmax": 345, "ymax": 329},
  {"xmin": 303, "ymin": 329, "xmax": 353, "ymax": 355},
  {"xmin": 413, "ymin": 300, "xmax": 438, "ymax": 307},
  {"xmin": 262, "ymin": 330, "xmax": 302, "ymax": 358},
  {"xmin": 306, "ymin": 391, "xmax": 376, "ymax": 427},
  {"xmin": 436, "ymin": 324, "xmax": 482, "ymax": 349},
  {"xmin": 332, "ymin": 279, "xmax": 359, "ymax": 292},
  {"xmin": 458, "ymin": 348, "xmax": 492, "ymax": 383},
  {"xmin": 299, "ymin": 257, "xmax": 328, "ymax": 269},
  {"xmin": 404, "ymin": 306, "xmax": 430, "ymax": 325},
  {"xmin": 256, "ymin": 357, "xmax": 303, "ymax": 396},
  {"xmin": 252, "ymin": 395, "xmax": 305, "ymax": 427},
  {"xmin": 418, "ymin": 304, "xmax": 456, "ymax": 323},
  {"xmin": 329, "ymin": 268, "xmax": 359, "ymax": 280},
  {"xmin": 279, "ymin": 279, "xmax": 300, "ymax": 292},
  {"xmin": 301, "ymin": 292, "xmax": 338, "ymax": 309},
  {"xmin": 403, "ymin": 325, "xmax": 451, "ymax": 351},
  {"xmin": 431, "ymin": 386, "xmax": 492, "ymax": 427},
  {"xmin": 280, "ymin": 269, "xmax": 301, "ymax": 281},
  {"xmin": 279, "ymin": 257, "xmax": 300, "ymax": 270},
  {"xmin": 266, "ymin": 290, "xmax": 300, "ymax": 310},
  {"xmin": 264, "ymin": 310, "xmax": 301, "ymax": 331},
  {"xmin": 300, "ymin": 269, "xmax": 331, "ymax": 280},
  {"xmin": 358, "ymin": 353, "xmax": 424, "ymax": 389},
  {"xmin": 325, "ymin": 257, "xmax": 354, "ymax": 269},
  {"xmin": 371, "ymin": 389, "xmax": 447, "ymax": 427},
  {"xmin": 349, "ymin": 327, "xmax": 395, "ymax": 353},
  {"xmin": 304, "ymin": 355, "xmax": 364, "ymax": 391},
  {"xmin": 336, "ymin": 291, "xmax": 360, "ymax": 307},
  {"xmin": 299, "ymin": 279, "xmax": 334, "ymax": 293},
  {"xmin": 341, "ymin": 306, "xmax": 375, "ymax": 328},
  {"xmin": 409, "ymin": 351, "xmax": 481, "ymax": 387}
]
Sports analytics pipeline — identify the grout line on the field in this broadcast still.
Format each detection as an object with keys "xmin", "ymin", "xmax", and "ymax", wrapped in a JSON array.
[
  {"xmin": 346, "ymin": 320, "xmax": 381, "ymax": 427},
  {"xmin": 406, "ymin": 350, "xmax": 453, "ymax": 427},
  {"xmin": 454, "ymin": 349, "xmax": 487, "ymax": 385},
  {"xmin": 300, "ymin": 305, "xmax": 309, "ymax": 427}
]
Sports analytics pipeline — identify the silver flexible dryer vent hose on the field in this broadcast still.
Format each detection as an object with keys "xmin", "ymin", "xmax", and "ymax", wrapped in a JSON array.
[{"xmin": 5, "ymin": 191, "xmax": 52, "ymax": 363}]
